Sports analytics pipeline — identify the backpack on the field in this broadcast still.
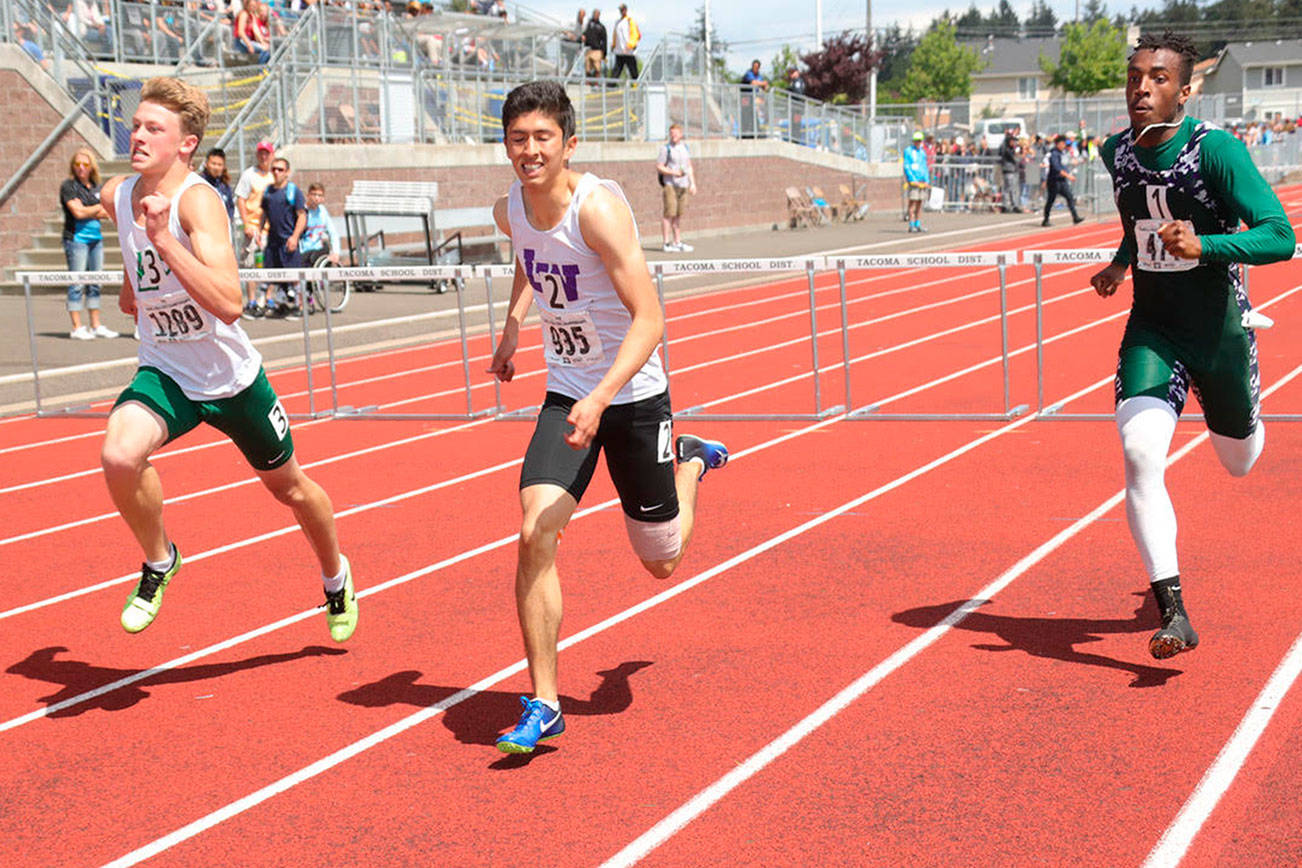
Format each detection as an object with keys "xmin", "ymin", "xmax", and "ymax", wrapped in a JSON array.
[{"xmin": 657, "ymin": 144, "xmax": 669, "ymax": 186}]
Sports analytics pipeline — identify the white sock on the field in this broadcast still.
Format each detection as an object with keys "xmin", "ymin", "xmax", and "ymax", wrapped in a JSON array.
[
  {"xmin": 146, "ymin": 544, "xmax": 176, "ymax": 574},
  {"xmin": 1117, "ymin": 398, "xmax": 1180, "ymax": 581},
  {"xmin": 323, "ymin": 556, "xmax": 348, "ymax": 593},
  {"xmin": 535, "ymin": 697, "xmax": 560, "ymax": 712}
]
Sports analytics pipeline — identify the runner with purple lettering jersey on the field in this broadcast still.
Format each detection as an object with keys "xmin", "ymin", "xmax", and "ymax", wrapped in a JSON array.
[{"xmin": 487, "ymin": 81, "xmax": 729, "ymax": 753}]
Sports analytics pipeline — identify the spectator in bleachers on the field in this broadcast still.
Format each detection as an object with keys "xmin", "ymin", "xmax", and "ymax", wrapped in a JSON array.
[
  {"xmin": 259, "ymin": 157, "xmax": 308, "ymax": 316},
  {"xmin": 740, "ymin": 59, "xmax": 769, "ymax": 90},
  {"xmin": 610, "ymin": 4, "xmax": 639, "ymax": 79},
  {"xmin": 65, "ymin": 0, "xmax": 113, "ymax": 54},
  {"xmin": 583, "ymin": 8, "xmax": 606, "ymax": 79},
  {"xmin": 301, "ymin": 182, "xmax": 341, "ymax": 266},
  {"xmin": 13, "ymin": 22, "xmax": 52, "ymax": 71},
  {"xmin": 235, "ymin": 141, "xmax": 276, "ymax": 316},
  {"xmin": 60, "ymin": 148, "xmax": 118, "ymax": 340},
  {"xmin": 155, "ymin": 0, "xmax": 186, "ymax": 60},
  {"xmin": 234, "ymin": 0, "xmax": 272, "ymax": 63},
  {"xmin": 491, "ymin": 0, "xmax": 508, "ymax": 18}
]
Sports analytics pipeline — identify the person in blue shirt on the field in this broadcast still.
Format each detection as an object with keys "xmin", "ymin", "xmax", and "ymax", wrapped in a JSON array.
[
  {"xmin": 259, "ymin": 157, "xmax": 307, "ymax": 315},
  {"xmin": 300, "ymin": 182, "xmax": 341, "ymax": 265},
  {"xmin": 1041, "ymin": 134, "xmax": 1085, "ymax": 227},
  {"xmin": 903, "ymin": 131, "xmax": 930, "ymax": 233}
]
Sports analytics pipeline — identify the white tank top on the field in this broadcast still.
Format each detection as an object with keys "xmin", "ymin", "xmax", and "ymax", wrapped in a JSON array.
[
  {"xmin": 507, "ymin": 173, "xmax": 667, "ymax": 404},
  {"xmin": 116, "ymin": 173, "xmax": 261, "ymax": 399}
]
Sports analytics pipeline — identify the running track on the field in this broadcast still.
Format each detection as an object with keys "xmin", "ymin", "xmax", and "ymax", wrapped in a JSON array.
[{"xmin": 2, "ymin": 192, "xmax": 1301, "ymax": 867}]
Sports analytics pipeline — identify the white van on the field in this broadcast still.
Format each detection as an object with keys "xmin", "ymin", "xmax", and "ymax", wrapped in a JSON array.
[{"xmin": 973, "ymin": 117, "xmax": 1027, "ymax": 141}]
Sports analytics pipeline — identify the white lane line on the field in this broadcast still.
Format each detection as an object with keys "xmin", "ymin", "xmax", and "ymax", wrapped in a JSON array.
[
  {"xmin": 94, "ymin": 369, "xmax": 1122, "ymax": 868},
  {"xmin": 603, "ymin": 362, "xmax": 1302, "ymax": 868},
  {"xmin": 1142, "ymin": 639, "xmax": 1302, "ymax": 865}
]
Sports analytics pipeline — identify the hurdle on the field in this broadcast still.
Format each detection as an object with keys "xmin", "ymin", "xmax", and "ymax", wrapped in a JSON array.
[
  {"xmin": 834, "ymin": 251, "xmax": 1029, "ymax": 421},
  {"xmin": 18, "ymin": 267, "xmax": 330, "ymax": 420},
  {"xmin": 1030, "ymin": 247, "xmax": 1302, "ymax": 421},
  {"xmin": 651, "ymin": 256, "xmax": 845, "ymax": 422},
  {"xmin": 326, "ymin": 264, "xmax": 491, "ymax": 421}
]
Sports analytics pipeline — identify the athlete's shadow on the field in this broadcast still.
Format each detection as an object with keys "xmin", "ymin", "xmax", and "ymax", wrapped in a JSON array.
[
  {"xmin": 338, "ymin": 660, "xmax": 654, "ymax": 769},
  {"xmin": 7, "ymin": 645, "xmax": 347, "ymax": 717},
  {"xmin": 891, "ymin": 593, "xmax": 1183, "ymax": 688}
]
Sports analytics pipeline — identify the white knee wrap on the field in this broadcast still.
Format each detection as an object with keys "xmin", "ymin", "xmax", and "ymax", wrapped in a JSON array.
[{"xmin": 624, "ymin": 514, "xmax": 682, "ymax": 562}]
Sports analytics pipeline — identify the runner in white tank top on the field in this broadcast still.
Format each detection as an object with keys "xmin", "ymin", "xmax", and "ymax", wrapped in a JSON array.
[
  {"xmin": 115, "ymin": 171, "xmax": 261, "ymax": 399},
  {"xmin": 488, "ymin": 81, "xmax": 729, "ymax": 754},
  {"xmin": 98, "ymin": 77, "xmax": 357, "ymax": 644},
  {"xmin": 505, "ymin": 171, "xmax": 666, "ymax": 404}
]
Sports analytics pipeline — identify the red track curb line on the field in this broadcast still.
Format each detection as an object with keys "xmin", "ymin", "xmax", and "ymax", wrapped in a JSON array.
[{"xmin": 602, "ymin": 363, "xmax": 1302, "ymax": 868}]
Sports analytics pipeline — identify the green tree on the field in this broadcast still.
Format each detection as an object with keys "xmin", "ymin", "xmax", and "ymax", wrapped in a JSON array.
[
  {"xmin": 985, "ymin": 0, "xmax": 1020, "ymax": 33},
  {"xmin": 899, "ymin": 19, "xmax": 984, "ymax": 101},
  {"xmin": 689, "ymin": 5, "xmax": 730, "ymax": 82},
  {"xmin": 769, "ymin": 44, "xmax": 802, "ymax": 90},
  {"xmin": 1082, "ymin": 0, "xmax": 1109, "ymax": 23},
  {"xmin": 1026, "ymin": 0, "xmax": 1057, "ymax": 34},
  {"xmin": 956, "ymin": 3, "xmax": 985, "ymax": 29},
  {"xmin": 1040, "ymin": 18, "xmax": 1126, "ymax": 96}
]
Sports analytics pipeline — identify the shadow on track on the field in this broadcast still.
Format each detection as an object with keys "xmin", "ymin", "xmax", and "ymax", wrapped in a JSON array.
[
  {"xmin": 892, "ymin": 592, "xmax": 1183, "ymax": 687},
  {"xmin": 6, "ymin": 644, "xmax": 347, "ymax": 716},
  {"xmin": 339, "ymin": 660, "xmax": 654, "ymax": 768}
]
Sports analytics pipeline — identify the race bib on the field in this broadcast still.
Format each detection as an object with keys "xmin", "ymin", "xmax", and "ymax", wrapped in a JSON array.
[
  {"xmin": 539, "ymin": 306, "xmax": 605, "ymax": 368},
  {"xmin": 1135, "ymin": 219, "xmax": 1199, "ymax": 273},
  {"xmin": 141, "ymin": 294, "xmax": 214, "ymax": 343}
]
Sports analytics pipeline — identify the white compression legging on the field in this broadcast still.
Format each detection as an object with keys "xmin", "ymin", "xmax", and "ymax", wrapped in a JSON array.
[{"xmin": 1116, "ymin": 396, "xmax": 1265, "ymax": 581}]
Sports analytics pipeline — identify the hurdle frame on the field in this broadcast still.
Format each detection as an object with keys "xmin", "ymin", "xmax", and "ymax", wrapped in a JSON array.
[
  {"xmin": 328, "ymin": 264, "xmax": 495, "ymax": 422},
  {"xmin": 835, "ymin": 251, "xmax": 1030, "ymax": 421},
  {"xmin": 652, "ymin": 256, "xmax": 846, "ymax": 422},
  {"xmin": 1031, "ymin": 248, "xmax": 1302, "ymax": 422}
]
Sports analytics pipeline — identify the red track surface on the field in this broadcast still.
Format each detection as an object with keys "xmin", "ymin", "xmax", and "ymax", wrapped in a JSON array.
[{"xmin": 2, "ymin": 198, "xmax": 1301, "ymax": 867}]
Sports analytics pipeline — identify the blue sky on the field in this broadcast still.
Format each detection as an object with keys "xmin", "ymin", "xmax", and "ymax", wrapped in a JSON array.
[{"xmin": 522, "ymin": 0, "xmax": 1162, "ymax": 72}]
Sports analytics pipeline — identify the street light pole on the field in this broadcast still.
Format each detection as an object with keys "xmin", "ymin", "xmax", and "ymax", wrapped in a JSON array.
[{"xmin": 704, "ymin": 0, "xmax": 712, "ymax": 85}]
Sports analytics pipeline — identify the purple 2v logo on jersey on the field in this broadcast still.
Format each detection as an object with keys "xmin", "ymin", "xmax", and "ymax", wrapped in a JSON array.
[{"xmin": 522, "ymin": 249, "xmax": 580, "ymax": 309}]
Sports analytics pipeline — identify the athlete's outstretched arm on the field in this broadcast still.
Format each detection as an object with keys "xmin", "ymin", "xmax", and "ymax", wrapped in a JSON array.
[
  {"xmin": 488, "ymin": 194, "xmax": 533, "ymax": 383},
  {"xmin": 1195, "ymin": 131, "xmax": 1296, "ymax": 264},
  {"xmin": 154, "ymin": 184, "xmax": 244, "ymax": 323},
  {"xmin": 568, "ymin": 185, "xmax": 665, "ymax": 447}
]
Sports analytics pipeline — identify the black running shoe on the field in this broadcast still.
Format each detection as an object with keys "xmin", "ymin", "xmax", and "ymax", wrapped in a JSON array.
[{"xmin": 1149, "ymin": 612, "xmax": 1199, "ymax": 659}]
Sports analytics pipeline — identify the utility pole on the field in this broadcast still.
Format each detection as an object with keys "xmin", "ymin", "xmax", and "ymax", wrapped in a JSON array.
[
  {"xmin": 704, "ymin": 0, "xmax": 712, "ymax": 85},
  {"xmin": 816, "ymin": 0, "xmax": 823, "ymax": 49},
  {"xmin": 867, "ymin": 0, "xmax": 876, "ymax": 122}
]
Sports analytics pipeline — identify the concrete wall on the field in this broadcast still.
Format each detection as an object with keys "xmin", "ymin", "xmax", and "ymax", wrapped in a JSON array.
[
  {"xmin": 283, "ymin": 138, "xmax": 899, "ymax": 248},
  {"xmin": 0, "ymin": 46, "xmax": 114, "ymax": 269}
]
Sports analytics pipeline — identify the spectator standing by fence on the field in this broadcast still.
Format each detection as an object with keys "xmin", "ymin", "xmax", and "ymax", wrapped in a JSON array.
[
  {"xmin": 259, "ymin": 157, "xmax": 307, "ymax": 316},
  {"xmin": 1041, "ymin": 134, "xmax": 1084, "ymax": 226},
  {"xmin": 61, "ymin": 148, "xmax": 118, "ymax": 340},
  {"xmin": 610, "ymin": 4, "xmax": 639, "ymax": 79},
  {"xmin": 198, "ymin": 147, "xmax": 236, "ymax": 248},
  {"xmin": 903, "ymin": 131, "xmax": 930, "ymax": 233},
  {"xmin": 998, "ymin": 127, "xmax": 1023, "ymax": 212},
  {"xmin": 583, "ymin": 9, "xmax": 606, "ymax": 79},
  {"xmin": 235, "ymin": 141, "xmax": 275, "ymax": 316},
  {"xmin": 656, "ymin": 122, "xmax": 696, "ymax": 252}
]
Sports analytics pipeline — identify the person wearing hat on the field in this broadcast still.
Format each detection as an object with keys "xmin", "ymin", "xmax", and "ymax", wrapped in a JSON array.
[
  {"xmin": 234, "ymin": 141, "xmax": 275, "ymax": 316},
  {"xmin": 903, "ymin": 130, "xmax": 930, "ymax": 233}
]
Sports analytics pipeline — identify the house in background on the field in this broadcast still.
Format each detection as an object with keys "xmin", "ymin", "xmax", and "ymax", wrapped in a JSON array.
[{"xmin": 1199, "ymin": 40, "xmax": 1302, "ymax": 121}]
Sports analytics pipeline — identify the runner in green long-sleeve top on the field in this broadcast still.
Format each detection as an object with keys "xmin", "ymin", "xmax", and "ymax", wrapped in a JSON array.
[{"xmin": 1089, "ymin": 31, "xmax": 1296, "ymax": 661}]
